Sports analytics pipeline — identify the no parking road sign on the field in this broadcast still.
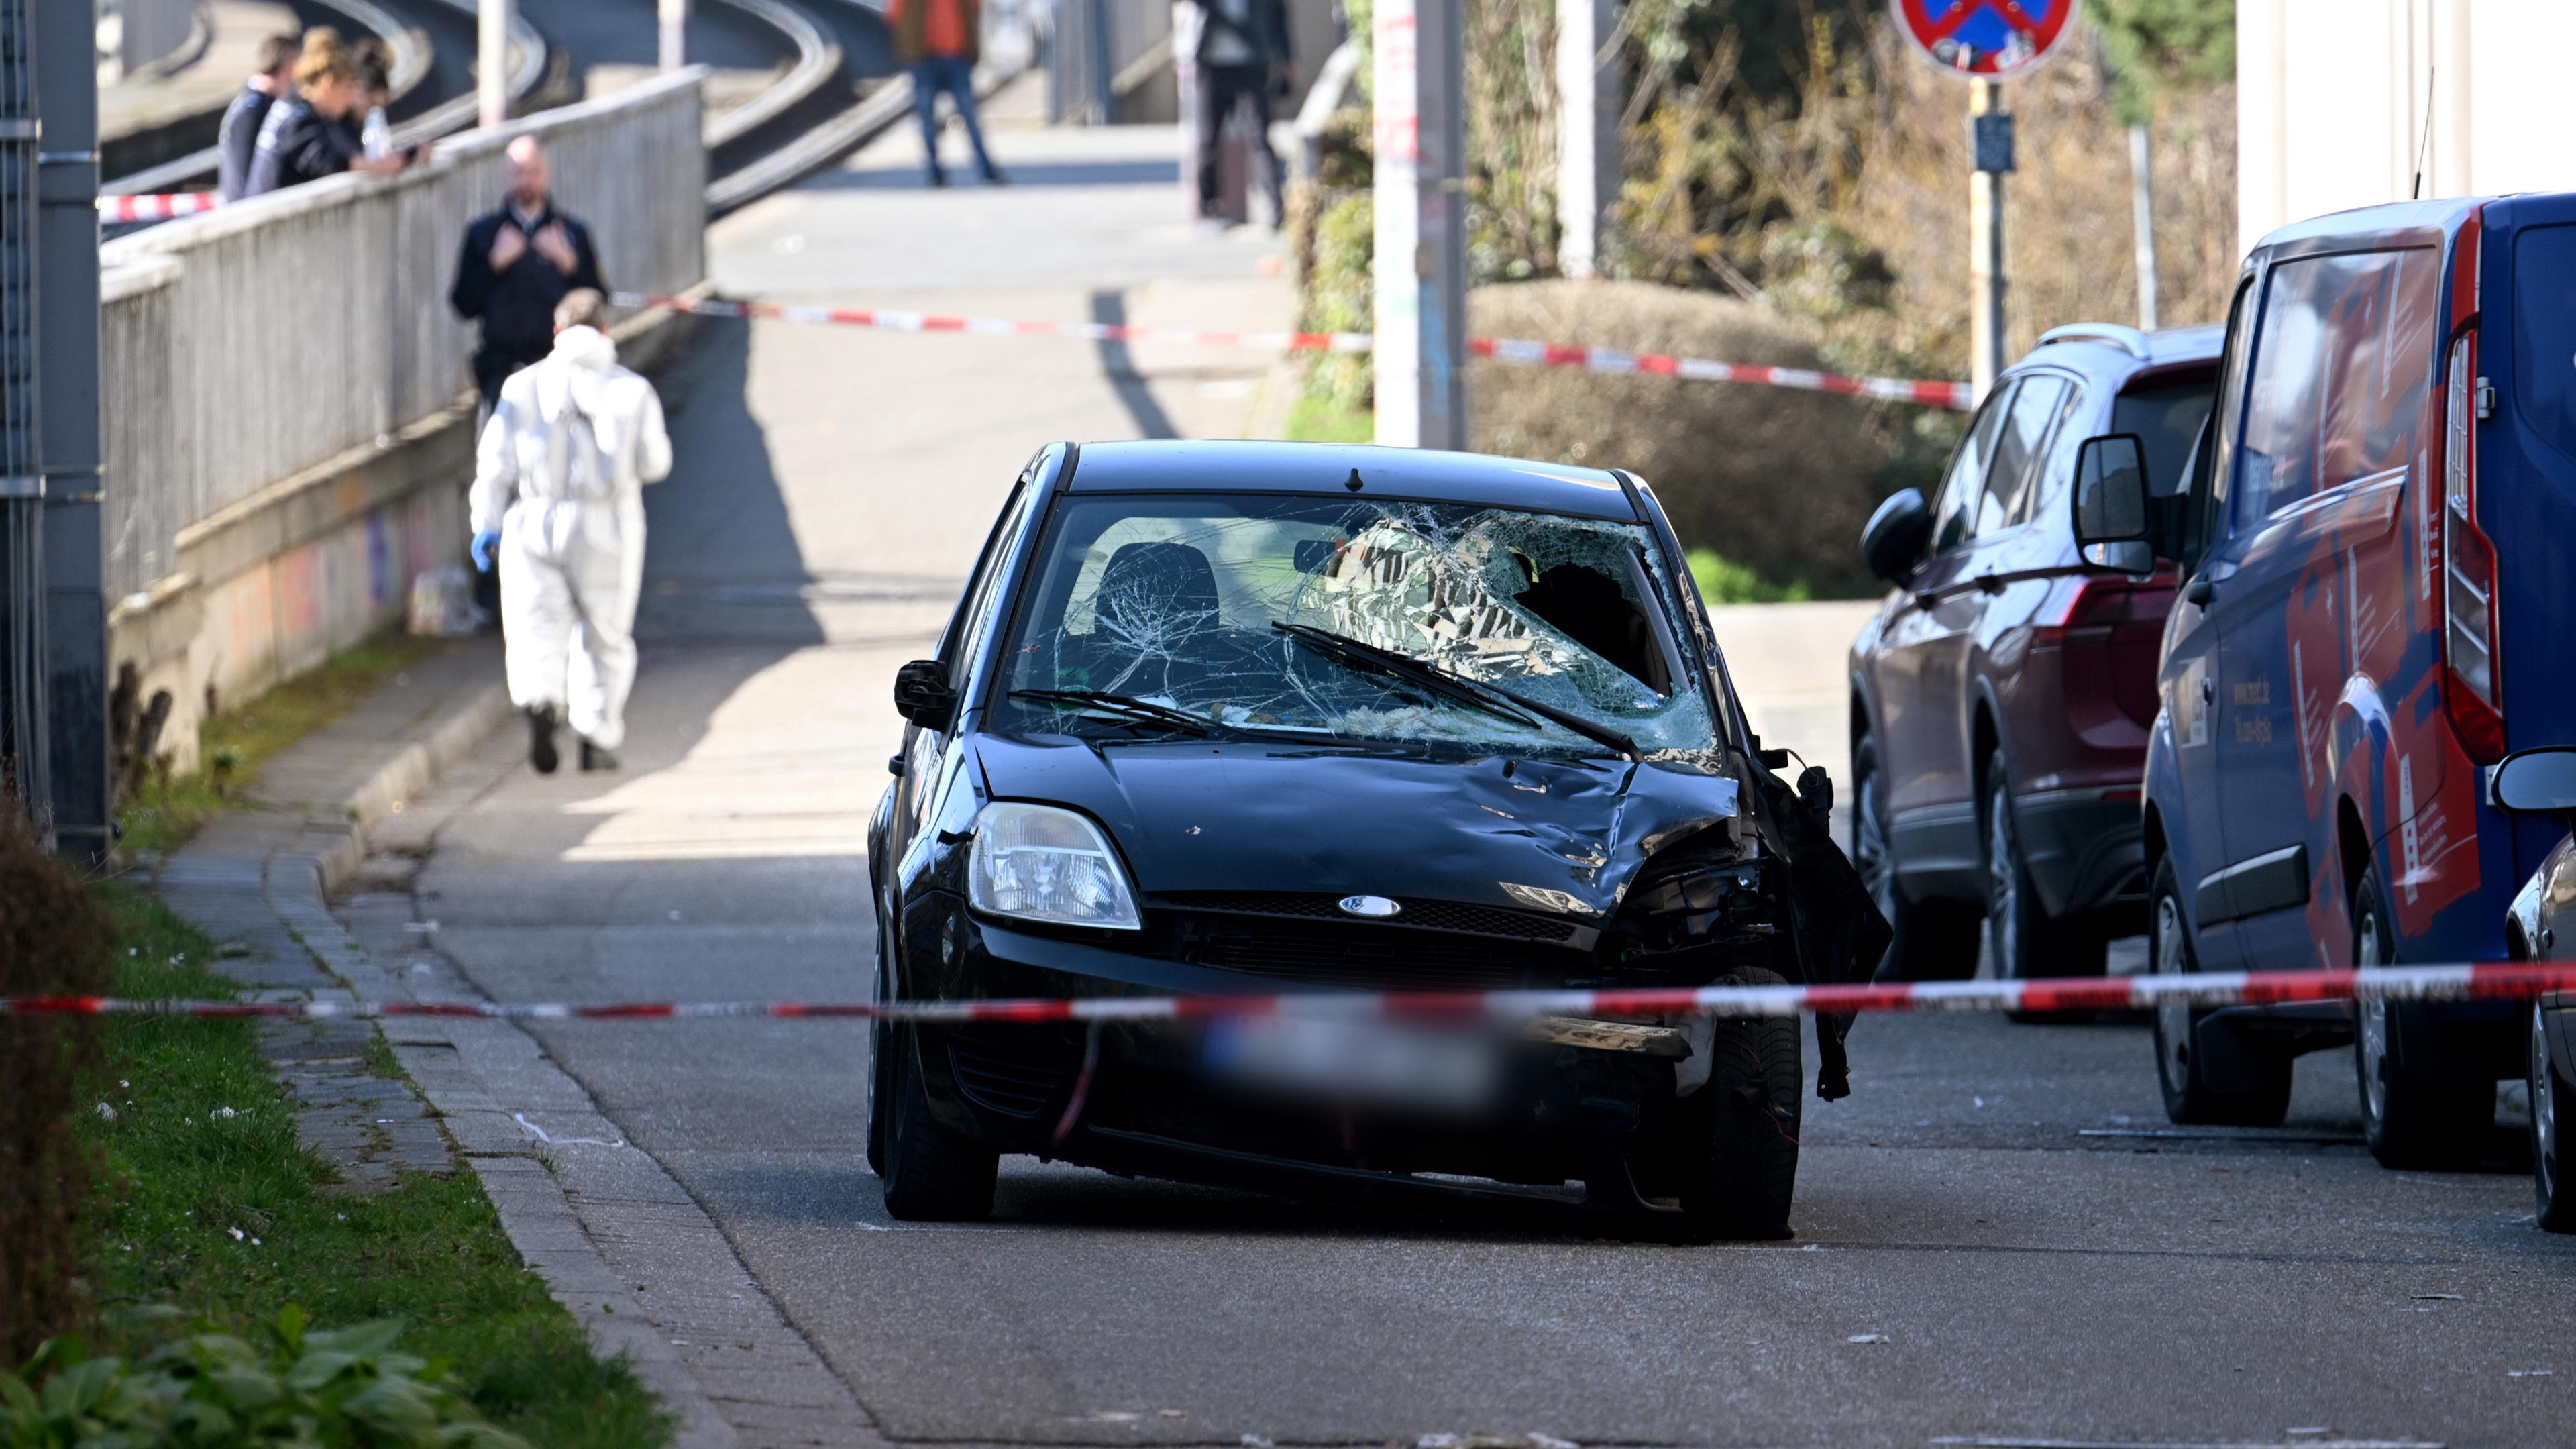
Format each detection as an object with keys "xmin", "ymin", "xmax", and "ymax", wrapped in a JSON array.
[{"xmin": 1893, "ymin": 0, "xmax": 2080, "ymax": 80}]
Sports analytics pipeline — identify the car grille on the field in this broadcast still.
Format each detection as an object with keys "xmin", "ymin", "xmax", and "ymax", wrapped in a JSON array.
[
  {"xmin": 1157, "ymin": 890, "xmax": 1585, "ymax": 944},
  {"xmin": 1148, "ymin": 911, "xmax": 1585, "ymax": 991},
  {"xmin": 949, "ymin": 1040, "xmax": 1079, "ymax": 1118}
]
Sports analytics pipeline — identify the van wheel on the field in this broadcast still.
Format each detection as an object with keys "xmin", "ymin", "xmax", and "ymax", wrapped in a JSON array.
[
  {"xmin": 2533, "ymin": 1002, "xmax": 2575, "ymax": 1232},
  {"xmin": 881, "ymin": 1025, "xmax": 999, "ymax": 1222},
  {"xmin": 1855, "ymin": 733, "xmax": 1980, "ymax": 982},
  {"xmin": 2149, "ymin": 857, "xmax": 2291, "ymax": 1126},
  {"xmin": 1984, "ymin": 749, "xmax": 2108, "ymax": 1022},
  {"xmin": 1676, "ymin": 969, "xmax": 1803, "ymax": 1240},
  {"xmin": 2353, "ymin": 863, "xmax": 2491, "ymax": 1170}
]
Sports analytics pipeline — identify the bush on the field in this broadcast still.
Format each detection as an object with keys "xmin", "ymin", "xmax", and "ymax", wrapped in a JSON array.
[
  {"xmin": 1468, "ymin": 278, "xmax": 1915, "ymax": 593},
  {"xmin": 0, "ymin": 1305, "xmax": 526, "ymax": 1447},
  {"xmin": 0, "ymin": 805, "xmax": 111, "ymax": 1365}
]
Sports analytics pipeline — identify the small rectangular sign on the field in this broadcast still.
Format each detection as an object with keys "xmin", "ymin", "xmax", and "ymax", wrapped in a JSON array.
[{"xmin": 1972, "ymin": 113, "xmax": 2016, "ymax": 174}]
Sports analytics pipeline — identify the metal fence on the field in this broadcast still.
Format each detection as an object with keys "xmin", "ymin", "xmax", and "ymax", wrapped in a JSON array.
[{"xmin": 95, "ymin": 72, "xmax": 706, "ymax": 604}]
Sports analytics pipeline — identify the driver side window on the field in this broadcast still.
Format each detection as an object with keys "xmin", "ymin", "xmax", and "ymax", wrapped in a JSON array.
[{"xmin": 1931, "ymin": 382, "xmax": 2019, "ymax": 554}]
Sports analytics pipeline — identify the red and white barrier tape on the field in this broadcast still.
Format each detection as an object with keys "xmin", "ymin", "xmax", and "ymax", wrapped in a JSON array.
[
  {"xmin": 99, "ymin": 193, "xmax": 223, "ymax": 223},
  {"xmin": 611, "ymin": 292, "xmax": 1977, "ymax": 411},
  {"xmin": 7, "ymin": 961, "xmax": 2572, "ymax": 1024}
]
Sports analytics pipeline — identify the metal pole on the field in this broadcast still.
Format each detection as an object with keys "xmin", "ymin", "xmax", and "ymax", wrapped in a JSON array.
[
  {"xmin": 1371, "ymin": 0, "xmax": 1466, "ymax": 449},
  {"xmin": 1968, "ymin": 77, "xmax": 2008, "ymax": 401},
  {"xmin": 1554, "ymin": 0, "xmax": 1619, "ymax": 280},
  {"xmin": 478, "ymin": 0, "xmax": 513, "ymax": 129},
  {"xmin": 3, "ymin": 0, "xmax": 108, "ymax": 858},
  {"xmin": 2127, "ymin": 122, "xmax": 2158, "ymax": 331},
  {"xmin": 659, "ymin": 0, "xmax": 689, "ymax": 70}
]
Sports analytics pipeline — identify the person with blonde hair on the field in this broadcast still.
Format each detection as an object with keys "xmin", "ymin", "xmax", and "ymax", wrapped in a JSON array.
[{"xmin": 245, "ymin": 31, "xmax": 415, "ymax": 195}]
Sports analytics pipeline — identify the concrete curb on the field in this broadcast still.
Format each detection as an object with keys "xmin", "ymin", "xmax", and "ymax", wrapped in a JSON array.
[{"xmin": 316, "ymin": 680, "xmax": 513, "ymax": 896}]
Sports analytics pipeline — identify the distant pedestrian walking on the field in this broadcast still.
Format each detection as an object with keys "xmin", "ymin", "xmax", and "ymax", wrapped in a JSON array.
[
  {"xmin": 890, "ymin": 0, "xmax": 1004, "ymax": 187},
  {"xmin": 217, "ymin": 32, "xmax": 299, "ymax": 201},
  {"xmin": 1182, "ymin": 0, "xmax": 1291, "ymax": 226},
  {"xmin": 449, "ymin": 137, "xmax": 607, "ymax": 410},
  {"xmin": 469, "ymin": 290, "xmax": 670, "ymax": 775},
  {"xmin": 244, "ymin": 32, "xmax": 417, "ymax": 197}
]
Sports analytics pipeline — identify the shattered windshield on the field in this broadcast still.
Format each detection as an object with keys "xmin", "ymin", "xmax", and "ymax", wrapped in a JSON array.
[{"xmin": 991, "ymin": 494, "xmax": 1721, "ymax": 755}]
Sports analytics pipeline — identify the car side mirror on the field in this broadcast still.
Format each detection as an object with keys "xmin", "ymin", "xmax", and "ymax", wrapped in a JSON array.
[
  {"xmin": 894, "ymin": 659, "xmax": 957, "ymax": 730},
  {"xmin": 2072, "ymin": 433, "xmax": 2154, "ymax": 576},
  {"xmin": 1796, "ymin": 764, "xmax": 1833, "ymax": 823},
  {"xmin": 1860, "ymin": 488, "xmax": 1932, "ymax": 585},
  {"xmin": 2491, "ymin": 746, "xmax": 2576, "ymax": 816}
]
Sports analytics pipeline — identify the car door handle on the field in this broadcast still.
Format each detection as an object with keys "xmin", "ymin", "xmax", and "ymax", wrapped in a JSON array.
[
  {"xmin": 2184, "ymin": 576, "xmax": 2216, "ymax": 607},
  {"xmin": 1975, "ymin": 571, "xmax": 2003, "ymax": 595}
]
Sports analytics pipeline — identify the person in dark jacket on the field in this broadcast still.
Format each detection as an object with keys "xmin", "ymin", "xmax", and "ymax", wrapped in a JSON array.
[
  {"xmin": 217, "ymin": 32, "xmax": 300, "ymax": 202},
  {"xmin": 449, "ymin": 137, "xmax": 606, "ymax": 409},
  {"xmin": 244, "ymin": 40, "xmax": 413, "ymax": 197},
  {"xmin": 1183, "ymin": 0, "xmax": 1293, "ymax": 226},
  {"xmin": 888, "ymin": 0, "xmax": 1002, "ymax": 187}
]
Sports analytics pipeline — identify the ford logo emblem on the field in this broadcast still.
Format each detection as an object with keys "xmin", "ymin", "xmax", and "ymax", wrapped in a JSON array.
[{"xmin": 1338, "ymin": 894, "xmax": 1402, "ymax": 919}]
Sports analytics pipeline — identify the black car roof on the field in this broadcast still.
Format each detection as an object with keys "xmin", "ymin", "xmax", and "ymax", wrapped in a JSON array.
[{"xmin": 1063, "ymin": 440, "xmax": 1642, "ymax": 522}]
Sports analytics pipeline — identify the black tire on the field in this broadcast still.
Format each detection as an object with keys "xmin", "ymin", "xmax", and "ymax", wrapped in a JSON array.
[
  {"xmin": 880, "ymin": 1024, "xmax": 999, "ymax": 1221},
  {"xmin": 1677, "ymin": 969, "xmax": 1803, "ymax": 1241},
  {"xmin": 1983, "ymin": 750, "xmax": 2108, "ymax": 1023},
  {"xmin": 2149, "ymin": 857, "xmax": 2292, "ymax": 1126},
  {"xmin": 2352, "ymin": 863, "xmax": 2491, "ymax": 1170},
  {"xmin": 1854, "ymin": 732, "xmax": 1981, "ymax": 983},
  {"xmin": 2532, "ymin": 1001, "xmax": 2575, "ymax": 1233},
  {"xmin": 865, "ymin": 909, "xmax": 895, "ymax": 1178}
]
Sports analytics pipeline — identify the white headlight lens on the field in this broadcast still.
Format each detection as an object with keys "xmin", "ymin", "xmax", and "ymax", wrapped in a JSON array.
[{"xmin": 967, "ymin": 802, "xmax": 1142, "ymax": 930}]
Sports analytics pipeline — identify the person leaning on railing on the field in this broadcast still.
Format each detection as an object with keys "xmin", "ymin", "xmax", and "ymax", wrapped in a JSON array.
[{"xmin": 243, "ymin": 34, "xmax": 419, "ymax": 197}]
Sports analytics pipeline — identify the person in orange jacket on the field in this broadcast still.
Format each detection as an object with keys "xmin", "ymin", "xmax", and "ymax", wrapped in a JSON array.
[{"xmin": 889, "ymin": 0, "xmax": 1005, "ymax": 187}]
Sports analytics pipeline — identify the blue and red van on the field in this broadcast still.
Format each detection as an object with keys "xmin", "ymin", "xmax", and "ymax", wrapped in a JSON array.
[{"xmin": 2075, "ymin": 193, "xmax": 2576, "ymax": 1168}]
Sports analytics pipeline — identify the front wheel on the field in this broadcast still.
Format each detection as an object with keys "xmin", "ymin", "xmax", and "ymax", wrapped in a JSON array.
[
  {"xmin": 2352, "ymin": 862, "xmax": 2491, "ymax": 1171},
  {"xmin": 1674, "ymin": 969, "xmax": 1803, "ymax": 1241},
  {"xmin": 1855, "ymin": 733, "xmax": 1980, "ymax": 982},
  {"xmin": 880, "ymin": 1024, "xmax": 1000, "ymax": 1222},
  {"xmin": 2149, "ymin": 857, "xmax": 2290, "ymax": 1126},
  {"xmin": 2534, "ymin": 1002, "xmax": 2576, "ymax": 1232}
]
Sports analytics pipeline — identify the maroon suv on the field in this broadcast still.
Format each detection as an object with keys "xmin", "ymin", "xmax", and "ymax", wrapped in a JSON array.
[{"xmin": 1847, "ymin": 324, "xmax": 2220, "ymax": 983}]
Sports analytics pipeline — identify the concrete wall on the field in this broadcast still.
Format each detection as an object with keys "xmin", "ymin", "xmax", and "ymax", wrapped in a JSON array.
[
  {"xmin": 97, "ymin": 72, "xmax": 707, "ymax": 777},
  {"xmin": 2238, "ymin": 0, "xmax": 2576, "ymax": 252}
]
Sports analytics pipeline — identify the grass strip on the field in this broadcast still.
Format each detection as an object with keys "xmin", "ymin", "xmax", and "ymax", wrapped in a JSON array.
[
  {"xmin": 119, "ymin": 629, "xmax": 453, "ymax": 855},
  {"xmin": 78, "ymin": 883, "xmax": 672, "ymax": 1447}
]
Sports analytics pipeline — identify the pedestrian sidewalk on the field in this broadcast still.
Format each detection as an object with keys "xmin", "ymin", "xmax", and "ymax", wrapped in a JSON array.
[{"xmin": 146, "ymin": 632, "xmax": 877, "ymax": 1449}]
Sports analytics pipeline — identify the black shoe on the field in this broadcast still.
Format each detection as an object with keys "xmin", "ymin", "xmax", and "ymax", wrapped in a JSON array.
[
  {"xmin": 526, "ymin": 705, "xmax": 560, "ymax": 775},
  {"xmin": 579, "ymin": 739, "xmax": 619, "ymax": 773},
  {"xmin": 981, "ymin": 164, "xmax": 1006, "ymax": 185},
  {"xmin": 928, "ymin": 167, "xmax": 949, "ymax": 188}
]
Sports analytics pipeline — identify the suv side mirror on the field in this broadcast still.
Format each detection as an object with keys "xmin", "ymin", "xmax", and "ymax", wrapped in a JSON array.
[
  {"xmin": 1860, "ymin": 488, "xmax": 1933, "ymax": 584},
  {"xmin": 2072, "ymin": 433, "xmax": 2154, "ymax": 576},
  {"xmin": 2491, "ymin": 746, "xmax": 2576, "ymax": 815},
  {"xmin": 894, "ymin": 659, "xmax": 957, "ymax": 730}
]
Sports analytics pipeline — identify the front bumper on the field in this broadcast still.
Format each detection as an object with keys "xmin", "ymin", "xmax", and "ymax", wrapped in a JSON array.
[{"xmin": 900, "ymin": 901, "xmax": 1697, "ymax": 1199}]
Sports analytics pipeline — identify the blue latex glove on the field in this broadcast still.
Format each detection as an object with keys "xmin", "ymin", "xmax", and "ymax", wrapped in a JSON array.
[{"xmin": 470, "ymin": 529, "xmax": 500, "ymax": 573}]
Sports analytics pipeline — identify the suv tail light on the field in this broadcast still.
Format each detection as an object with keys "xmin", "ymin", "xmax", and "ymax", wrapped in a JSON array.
[
  {"xmin": 2037, "ymin": 576, "xmax": 2174, "ymax": 729},
  {"xmin": 2434, "ymin": 275, "xmax": 2506, "ymax": 763}
]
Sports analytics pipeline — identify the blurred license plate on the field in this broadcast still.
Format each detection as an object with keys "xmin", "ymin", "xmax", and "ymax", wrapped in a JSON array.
[{"xmin": 1203, "ymin": 1016, "xmax": 1498, "ymax": 1110}]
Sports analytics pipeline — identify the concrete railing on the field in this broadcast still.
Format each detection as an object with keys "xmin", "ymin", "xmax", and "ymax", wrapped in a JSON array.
[{"xmin": 97, "ymin": 71, "xmax": 707, "ymax": 775}]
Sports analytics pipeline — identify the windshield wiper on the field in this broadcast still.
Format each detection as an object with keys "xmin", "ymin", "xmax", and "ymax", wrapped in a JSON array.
[
  {"xmin": 1010, "ymin": 688, "xmax": 1216, "ymax": 737},
  {"xmin": 1271, "ymin": 621, "xmax": 1641, "ymax": 761}
]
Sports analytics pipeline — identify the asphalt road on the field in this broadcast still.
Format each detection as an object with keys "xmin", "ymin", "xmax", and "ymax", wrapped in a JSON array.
[{"xmin": 362, "ymin": 105, "xmax": 2576, "ymax": 1447}]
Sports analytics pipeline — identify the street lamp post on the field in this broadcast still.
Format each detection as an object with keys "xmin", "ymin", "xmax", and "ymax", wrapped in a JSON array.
[{"xmin": 1370, "ymin": 0, "xmax": 1467, "ymax": 449}]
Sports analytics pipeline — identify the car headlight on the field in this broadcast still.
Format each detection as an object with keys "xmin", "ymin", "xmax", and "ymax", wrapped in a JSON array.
[{"xmin": 966, "ymin": 802, "xmax": 1142, "ymax": 931}]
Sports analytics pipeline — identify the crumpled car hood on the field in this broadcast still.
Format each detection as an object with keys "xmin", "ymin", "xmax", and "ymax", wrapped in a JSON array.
[{"xmin": 969, "ymin": 733, "xmax": 1741, "ymax": 918}]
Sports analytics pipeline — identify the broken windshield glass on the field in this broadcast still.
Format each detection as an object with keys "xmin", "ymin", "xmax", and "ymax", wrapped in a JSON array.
[{"xmin": 993, "ymin": 494, "xmax": 1723, "ymax": 755}]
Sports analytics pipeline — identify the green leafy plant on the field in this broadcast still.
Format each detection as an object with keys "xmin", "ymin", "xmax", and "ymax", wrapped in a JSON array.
[{"xmin": 0, "ymin": 1305, "xmax": 527, "ymax": 1448}]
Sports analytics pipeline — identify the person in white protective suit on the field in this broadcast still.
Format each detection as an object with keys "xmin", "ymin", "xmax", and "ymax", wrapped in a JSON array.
[{"xmin": 468, "ymin": 288, "xmax": 672, "ymax": 774}]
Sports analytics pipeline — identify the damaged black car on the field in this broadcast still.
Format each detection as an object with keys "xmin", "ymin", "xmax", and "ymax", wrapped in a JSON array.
[{"xmin": 865, "ymin": 440, "xmax": 1888, "ymax": 1240}]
